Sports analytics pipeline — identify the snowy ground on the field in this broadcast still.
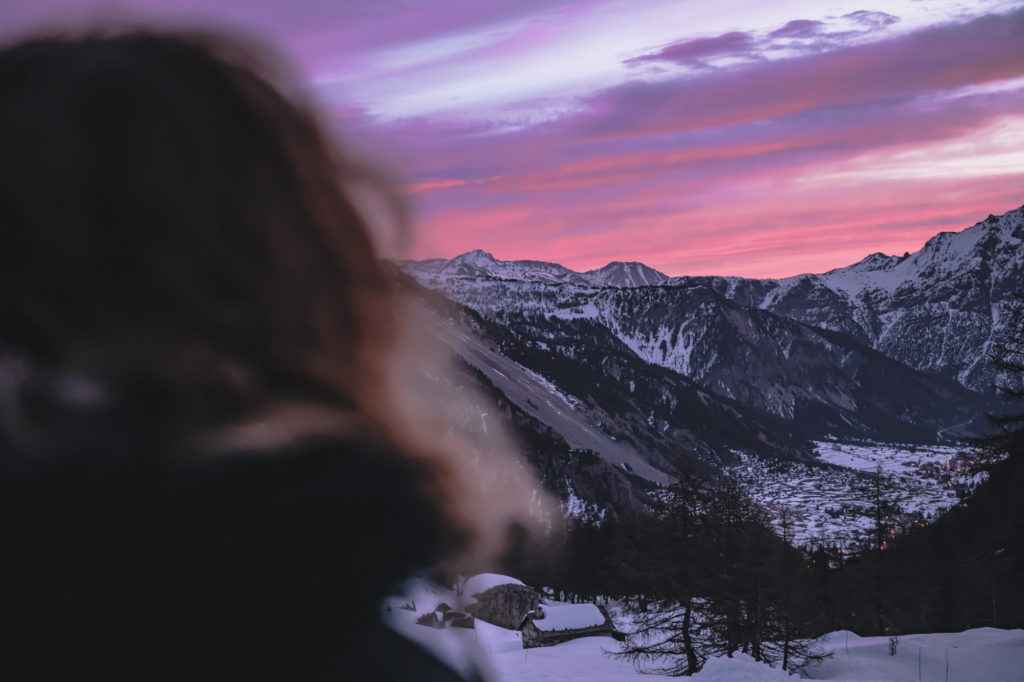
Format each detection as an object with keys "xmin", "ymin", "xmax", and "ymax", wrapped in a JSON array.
[
  {"xmin": 726, "ymin": 441, "xmax": 985, "ymax": 550},
  {"xmin": 383, "ymin": 580, "xmax": 657, "ymax": 681},
  {"xmin": 483, "ymin": 628, "xmax": 674, "ymax": 681},
  {"xmin": 809, "ymin": 628, "xmax": 1024, "ymax": 681},
  {"xmin": 420, "ymin": 623, "xmax": 1024, "ymax": 681},
  {"xmin": 383, "ymin": 577, "xmax": 1023, "ymax": 680}
]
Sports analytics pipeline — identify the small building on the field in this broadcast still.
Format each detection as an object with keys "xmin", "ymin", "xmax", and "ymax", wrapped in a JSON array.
[
  {"xmin": 521, "ymin": 603, "xmax": 617, "ymax": 648},
  {"xmin": 463, "ymin": 574, "xmax": 541, "ymax": 630}
]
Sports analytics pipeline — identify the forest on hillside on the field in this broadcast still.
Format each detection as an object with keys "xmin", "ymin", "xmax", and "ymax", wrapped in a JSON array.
[{"xmin": 490, "ymin": 315, "xmax": 1024, "ymax": 675}]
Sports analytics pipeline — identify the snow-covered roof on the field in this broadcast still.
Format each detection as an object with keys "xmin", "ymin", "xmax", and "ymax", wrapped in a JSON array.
[
  {"xmin": 462, "ymin": 573, "xmax": 524, "ymax": 598},
  {"xmin": 532, "ymin": 604, "xmax": 607, "ymax": 632}
]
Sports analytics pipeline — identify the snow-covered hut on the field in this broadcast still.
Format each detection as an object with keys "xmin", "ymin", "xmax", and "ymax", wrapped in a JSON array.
[
  {"xmin": 462, "ymin": 574, "xmax": 540, "ymax": 630},
  {"xmin": 521, "ymin": 603, "xmax": 616, "ymax": 648}
]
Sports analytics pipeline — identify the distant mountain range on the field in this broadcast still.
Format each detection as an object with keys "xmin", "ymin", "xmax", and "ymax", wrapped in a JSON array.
[
  {"xmin": 399, "ymin": 203, "xmax": 1023, "ymax": 515},
  {"xmin": 407, "ymin": 250, "xmax": 668, "ymax": 288},
  {"xmin": 407, "ymin": 203, "xmax": 1024, "ymax": 395}
]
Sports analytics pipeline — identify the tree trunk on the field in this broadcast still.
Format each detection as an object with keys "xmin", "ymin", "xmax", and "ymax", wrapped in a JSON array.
[
  {"xmin": 781, "ymin": 616, "xmax": 791, "ymax": 671},
  {"xmin": 682, "ymin": 598, "xmax": 698, "ymax": 674}
]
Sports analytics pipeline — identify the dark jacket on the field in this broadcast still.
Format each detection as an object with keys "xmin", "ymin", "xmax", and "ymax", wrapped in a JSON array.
[{"xmin": 1, "ymin": 403, "xmax": 482, "ymax": 681}]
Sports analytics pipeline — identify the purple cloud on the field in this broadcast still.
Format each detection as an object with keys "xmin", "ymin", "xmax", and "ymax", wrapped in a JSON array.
[
  {"xmin": 627, "ymin": 31, "xmax": 756, "ymax": 66},
  {"xmin": 769, "ymin": 19, "xmax": 826, "ymax": 39},
  {"xmin": 843, "ymin": 10, "xmax": 901, "ymax": 30},
  {"xmin": 2, "ymin": 0, "xmax": 1019, "ymax": 275},
  {"xmin": 342, "ymin": 8, "xmax": 1024, "ymax": 274},
  {"xmin": 574, "ymin": 9, "xmax": 1024, "ymax": 141},
  {"xmin": 349, "ymin": 7, "xmax": 1024, "ymax": 207},
  {"xmin": 0, "ymin": 0, "xmax": 584, "ymax": 59}
]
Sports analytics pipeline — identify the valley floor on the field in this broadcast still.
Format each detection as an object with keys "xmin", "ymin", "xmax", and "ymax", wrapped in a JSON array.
[{"xmin": 727, "ymin": 440, "xmax": 983, "ymax": 550}]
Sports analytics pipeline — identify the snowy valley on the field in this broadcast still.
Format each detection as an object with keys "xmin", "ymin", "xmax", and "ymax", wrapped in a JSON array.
[
  {"xmin": 384, "ymin": 575, "xmax": 1024, "ymax": 681},
  {"xmin": 393, "ymin": 204, "xmax": 1024, "ymax": 680},
  {"xmin": 401, "ymin": 205, "xmax": 1024, "ymax": 524},
  {"xmin": 728, "ymin": 440, "xmax": 984, "ymax": 550}
]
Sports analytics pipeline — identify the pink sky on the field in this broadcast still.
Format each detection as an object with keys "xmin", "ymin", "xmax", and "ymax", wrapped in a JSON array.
[{"xmin": 5, "ymin": 0, "xmax": 1024, "ymax": 277}]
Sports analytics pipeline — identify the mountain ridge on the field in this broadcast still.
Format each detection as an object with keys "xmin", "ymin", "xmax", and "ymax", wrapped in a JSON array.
[
  {"xmin": 396, "ymin": 203, "xmax": 1021, "ymax": 520},
  {"xmin": 408, "ymin": 203, "xmax": 1022, "ymax": 282},
  {"xmin": 404, "ymin": 202, "xmax": 1024, "ymax": 394}
]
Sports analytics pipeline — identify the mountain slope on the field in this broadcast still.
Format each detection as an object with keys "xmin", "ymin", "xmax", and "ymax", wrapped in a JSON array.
[
  {"xmin": 404, "ymin": 281, "xmax": 815, "ymax": 515},
  {"xmin": 692, "ymin": 204, "xmax": 1024, "ymax": 392},
  {"xmin": 411, "ymin": 275, "xmax": 989, "ymax": 442}
]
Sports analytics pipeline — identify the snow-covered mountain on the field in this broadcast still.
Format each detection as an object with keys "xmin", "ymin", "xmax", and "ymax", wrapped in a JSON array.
[
  {"xmin": 405, "ymin": 203, "xmax": 1024, "ymax": 400},
  {"xmin": 397, "ymin": 204, "xmax": 1021, "ymax": 517},
  {"xmin": 406, "ymin": 283, "xmax": 814, "ymax": 515},
  {"xmin": 403, "ymin": 252, "xmax": 668, "ymax": 288},
  {"xmin": 685, "ymin": 205, "xmax": 1024, "ymax": 392},
  {"xmin": 410, "ymin": 275, "xmax": 987, "ymax": 444},
  {"xmin": 403, "ymin": 249, "xmax": 591, "ymax": 285},
  {"xmin": 584, "ymin": 261, "xmax": 669, "ymax": 287}
]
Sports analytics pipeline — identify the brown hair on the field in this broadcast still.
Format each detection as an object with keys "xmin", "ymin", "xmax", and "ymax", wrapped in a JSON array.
[
  {"xmin": 0, "ymin": 28, "xmax": 537, "ymax": 566},
  {"xmin": 0, "ymin": 29, "xmax": 396, "ymax": 412}
]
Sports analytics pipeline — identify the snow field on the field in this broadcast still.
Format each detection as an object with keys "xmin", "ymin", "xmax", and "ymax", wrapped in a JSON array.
[
  {"xmin": 383, "ymin": 578, "xmax": 1024, "ymax": 681},
  {"xmin": 811, "ymin": 628, "xmax": 1024, "ymax": 681},
  {"xmin": 484, "ymin": 627, "xmax": 1024, "ymax": 681}
]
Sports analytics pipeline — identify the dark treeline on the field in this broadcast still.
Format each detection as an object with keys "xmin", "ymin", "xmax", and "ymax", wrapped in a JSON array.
[
  {"xmin": 814, "ymin": 439, "xmax": 1024, "ymax": 636},
  {"xmin": 502, "ymin": 465, "xmax": 826, "ymax": 674},
  {"xmin": 498, "ymin": 435, "xmax": 1024, "ymax": 674}
]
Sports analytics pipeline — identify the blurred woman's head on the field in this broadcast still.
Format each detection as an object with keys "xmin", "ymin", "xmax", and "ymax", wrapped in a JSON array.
[
  {"xmin": 0, "ymin": 29, "xmax": 398, "ymax": 425},
  {"xmin": 0, "ymin": 28, "xmax": 540, "ymax": 595}
]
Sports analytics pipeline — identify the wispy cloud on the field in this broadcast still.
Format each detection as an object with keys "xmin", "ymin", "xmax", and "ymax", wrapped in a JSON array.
[
  {"xmin": 371, "ymin": 7, "xmax": 1024, "ymax": 275},
  {"xmin": 768, "ymin": 19, "xmax": 826, "ymax": 40},
  {"xmin": 625, "ymin": 31, "xmax": 758, "ymax": 67},
  {"xmin": 4, "ymin": 0, "xmax": 1021, "ymax": 276},
  {"xmin": 843, "ymin": 10, "xmax": 901, "ymax": 30}
]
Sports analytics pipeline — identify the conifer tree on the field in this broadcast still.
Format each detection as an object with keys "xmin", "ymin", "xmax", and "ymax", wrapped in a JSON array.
[{"xmin": 613, "ymin": 463, "xmax": 711, "ymax": 675}]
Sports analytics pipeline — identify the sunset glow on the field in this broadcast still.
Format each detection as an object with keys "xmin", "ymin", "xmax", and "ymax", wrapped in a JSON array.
[{"xmin": 5, "ymin": 0, "xmax": 1024, "ymax": 277}]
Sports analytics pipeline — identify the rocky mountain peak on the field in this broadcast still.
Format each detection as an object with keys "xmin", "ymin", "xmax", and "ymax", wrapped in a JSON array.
[
  {"xmin": 585, "ymin": 261, "xmax": 670, "ymax": 287},
  {"xmin": 853, "ymin": 252, "xmax": 902, "ymax": 271},
  {"xmin": 452, "ymin": 249, "xmax": 497, "ymax": 266}
]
